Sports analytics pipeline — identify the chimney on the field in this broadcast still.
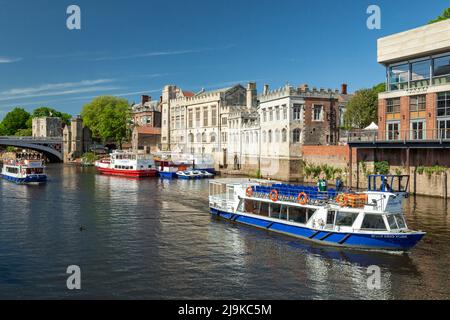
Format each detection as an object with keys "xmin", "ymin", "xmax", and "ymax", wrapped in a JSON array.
[
  {"xmin": 341, "ymin": 83, "xmax": 348, "ymax": 95},
  {"xmin": 141, "ymin": 95, "xmax": 150, "ymax": 105},
  {"xmin": 299, "ymin": 84, "xmax": 309, "ymax": 92},
  {"xmin": 246, "ymin": 82, "xmax": 257, "ymax": 109},
  {"xmin": 263, "ymin": 84, "xmax": 269, "ymax": 95}
]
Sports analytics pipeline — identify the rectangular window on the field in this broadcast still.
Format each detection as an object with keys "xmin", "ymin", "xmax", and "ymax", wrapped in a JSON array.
[
  {"xmin": 269, "ymin": 108, "xmax": 273, "ymax": 121},
  {"xmin": 211, "ymin": 107, "xmax": 217, "ymax": 126},
  {"xmin": 386, "ymin": 122, "xmax": 400, "ymax": 141},
  {"xmin": 409, "ymin": 95, "xmax": 426, "ymax": 112},
  {"xmin": 293, "ymin": 104, "xmax": 302, "ymax": 120},
  {"xmin": 410, "ymin": 120, "xmax": 425, "ymax": 140},
  {"xmin": 335, "ymin": 212, "xmax": 359, "ymax": 227},
  {"xmin": 437, "ymin": 92, "xmax": 450, "ymax": 117},
  {"xmin": 275, "ymin": 107, "xmax": 280, "ymax": 121},
  {"xmin": 203, "ymin": 107, "xmax": 209, "ymax": 126},
  {"xmin": 386, "ymin": 98, "xmax": 400, "ymax": 113},
  {"xmin": 361, "ymin": 214, "xmax": 387, "ymax": 230},
  {"xmin": 195, "ymin": 108, "xmax": 201, "ymax": 127},
  {"xmin": 288, "ymin": 206, "xmax": 309, "ymax": 224},
  {"xmin": 263, "ymin": 110, "xmax": 267, "ymax": 122},
  {"xmin": 282, "ymin": 105, "xmax": 287, "ymax": 120},
  {"xmin": 433, "ymin": 55, "xmax": 450, "ymax": 85},
  {"xmin": 410, "ymin": 59, "xmax": 430, "ymax": 88},
  {"xmin": 313, "ymin": 105, "xmax": 323, "ymax": 121},
  {"xmin": 222, "ymin": 117, "xmax": 227, "ymax": 125},
  {"xmin": 188, "ymin": 109, "xmax": 193, "ymax": 128},
  {"xmin": 389, "ymin": 64, "xmax": 409, "ymax": 91}
]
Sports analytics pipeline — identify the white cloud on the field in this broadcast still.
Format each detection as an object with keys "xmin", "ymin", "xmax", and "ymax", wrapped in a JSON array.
[{"xmin": 0, "ymin": 56, "xmax": 22, "ymax": 64}]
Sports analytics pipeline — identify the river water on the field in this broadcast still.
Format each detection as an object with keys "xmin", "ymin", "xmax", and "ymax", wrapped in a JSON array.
[{"xmin": 0, "ymin": 164, "xmax": 448, "ymax": 299}]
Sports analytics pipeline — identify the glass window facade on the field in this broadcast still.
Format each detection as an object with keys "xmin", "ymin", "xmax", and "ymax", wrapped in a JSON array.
[
  {"xmin": 410, "ymin": 59, "xmax": 431, "ymax": 87},
  {"xmin": 433, "ymin": 55, "xmax": 450, "ymax": 85},
  {"xmin": 389, "ymin": 64, "xmax": 409, "ymax": 90},
  {"xmin": 437, "ymin": 92, "xmax": 450, "ymax": 117}
]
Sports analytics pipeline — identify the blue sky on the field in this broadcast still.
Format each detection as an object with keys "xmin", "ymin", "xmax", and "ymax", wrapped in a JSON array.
[{"xmin": 0, "ymin": 0, "xmax": 448, "ymax": 118}]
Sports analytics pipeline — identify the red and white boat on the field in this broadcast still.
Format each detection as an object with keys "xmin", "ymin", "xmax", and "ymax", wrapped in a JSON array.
[{"xmin": 95, "ymin": 150, "xmax": 157, "ymax": 178}]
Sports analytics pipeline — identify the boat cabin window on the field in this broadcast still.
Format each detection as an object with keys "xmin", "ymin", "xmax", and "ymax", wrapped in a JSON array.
[
  {"xmin": 386, "ymin": 214, "xmax": 398, "ymax": 230},
  {"xmin": 326, "ymin": 211, "xmax": 336, "ymax": 227},
  {"xmin": 361, "ymin": 214, "xmax": 387, "ymax": 230},
  {"xmin": 6, "ymin": 167, "xmax": 18, "ymax": 174},
  {"xmin": 395, "ymin": 215, "xmax": 406, "ymax": 229},
  {"xmin": 270, "ymin": 203, "xmax": 282, "ymax": 219},
  {"xmin": 335, "ymin": 211, "xmax": 359, "ymax": 227},
  {"xmin": 387, "ymin": 214, "xmax": 406, "ymax": 229},
  {"xmin": 288, "ymin": 206, "xmax": 310, "ymax": 224}
]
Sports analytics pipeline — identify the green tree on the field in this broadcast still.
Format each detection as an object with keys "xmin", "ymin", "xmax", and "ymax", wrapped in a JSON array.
[
  {"xmin": 15, "ymin": 128, "xmax": 32, "ymax": 136},
  {"xmin": 343, "ymin": 88, "xmax": 379, "ymax": 129},
  {"xmin": 372, "ymin": 82, "xmax": 386, "ymax": 94},
  {"xmin": 28, "ymin": 107, "xmax": 72, "ymax": 126},
  {"xmin": 429, "ymin": 7, "xmax": 450, "ymax": 24},
  {"xmin": 0, "ymin": 108, "xmax": 31, "ymax": 135},
  {"xmin": 81, "ymin": 96, "xmax": 130, "ymax": 148}
]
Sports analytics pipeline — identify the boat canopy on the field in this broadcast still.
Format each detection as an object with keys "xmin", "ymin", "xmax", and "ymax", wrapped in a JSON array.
[{"xmin": 367, "ymin": 175, "xmax": 409, "ymax": 193}]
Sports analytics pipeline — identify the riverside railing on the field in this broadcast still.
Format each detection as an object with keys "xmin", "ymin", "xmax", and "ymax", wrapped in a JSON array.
[{"xmin": 347, "ymin": 129, "xmax": 450, "ymax": 143}]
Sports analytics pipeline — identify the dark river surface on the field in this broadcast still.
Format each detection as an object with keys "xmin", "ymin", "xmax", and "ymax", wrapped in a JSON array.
[{"xmin": 0, "ymin": 164, "xmax": 448, "ymax": 299}]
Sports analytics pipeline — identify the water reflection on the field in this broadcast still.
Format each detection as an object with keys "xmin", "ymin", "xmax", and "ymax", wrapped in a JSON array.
[{"xmin": 0, "ymin": 165, "xmax": 448, "ymax": 299}]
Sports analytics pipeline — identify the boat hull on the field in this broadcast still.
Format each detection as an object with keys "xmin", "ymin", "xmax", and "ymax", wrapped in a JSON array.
[
  {"xmin": 1, "ymin": 174, "xmax": 47, "ymax": 184},
  {"xmin": 158, "ymin": 171, "xmax": 177, "ymax": 179},
  {"xmin": 96, "ymin": 167, "xmax": 157, "ymax": 178},
  {"xmin": 210, "ymin": 208, "xmax": 425, "ymax": 251}
]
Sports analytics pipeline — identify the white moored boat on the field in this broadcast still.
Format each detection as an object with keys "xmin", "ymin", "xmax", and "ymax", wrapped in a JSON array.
[
  {"xmin": 209, "ymin": 175, "xmax": 425, "ymax": 251},
  {"xmin": 1, "ymin": 152, "xmax": 47, "ymax": 184}
]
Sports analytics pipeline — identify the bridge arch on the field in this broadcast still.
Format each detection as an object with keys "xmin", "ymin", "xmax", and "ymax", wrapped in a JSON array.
[{"xmin": 0, "ymin": 138, "xmax": 63, "ymax": 162}]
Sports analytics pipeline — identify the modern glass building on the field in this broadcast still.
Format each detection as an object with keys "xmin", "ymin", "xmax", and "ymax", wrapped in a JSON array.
[{"xmin": 377, "ymin": 19, "xmax": 450, "ymax": 141}]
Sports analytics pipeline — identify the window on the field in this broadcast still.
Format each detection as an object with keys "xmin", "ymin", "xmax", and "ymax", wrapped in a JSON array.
[
  {"xmin": 293, "ymin": 128, "xmax": 301, "ymax": 143},
  {"xmin": 188, "ymin": 109, "xmax": 193, "ymax": 128},
  {"xmin": 361, "ymin": 214, "xmax": 387, "ymax": 230},
  {"xmin": 268, "ymin": 130, "xmax": 272, "ymax": 143},
  {"xmin": 210, "ymin": 132, "xmax": 216, "ymax": 143},
  {"xmin": 386, "ymin": 122, "xmax": 400, "ymax": 141},
  {"xmin": 335, "ymin": 212, "xmax": 359, "ymax": 227},
  {"xmin": 222, "ymin": 117, "xmax": 228, "ymax": 125},
  {"xmin": 269, "ymin": 109, "xmax": 273, "ymax": 121},
  {"xmin": 410, "ymin": 120, "xmax": 425, "ymax": 140},
  {"xmin": 389, "ymin": 64, "xmax": 409, "ymax": 90},
  {"xmin": 263, "ymin": 109, "xmax": 267, "ymax": 122},
  {"xmin": 386, "ymin": 98, "xmax": 400, "ymax": 113},
  {"xmin": 410, "ymin": 59, "xmax": 431, "ymax": 87},
  {"xmin": 437, "ymin": 91, "xmax": 450, "ymax": 117},
  {"xmin": 313, "ymin": 105, "xmax": 323, "ymax": 121},
  {"xmin": 387, "ymin": 215, "xmax": 398, "ymax": 230},
  {"xmin": 293, "ymin": 104, "xmax": 302, "ymax": 120},
  {"xmin": 282, "ymin": 105, "xmax": 287, "ymax": 120},
  {"xmin": 288, "ymin": 206, "xmax": 309, "ymax": 224},
  {"xmin": 211, "ymin": 107, "xmax": 217, "ymax": 126},
  {"xmin": 196, "ymin": 133, "xmax": 201, "ymax": 143},
  {"xmin": 275, "ymin": 107, "xmax": 280, "ymax": 121},
  {"xmin": 188, "ymin": 133, "xmax": 194, "ymax": 143},
  {"xmin": 282, "ymin": 129, "xmax": 287, "ymax": 142},
  {"xmin": 409, "ymin": 95, "xmax": 426, "ymax": 112},
  {"xmin": 395, "ymin": 215, "xmax": 406, "ymax": 229},
  {"xmin": 262, "ymin": 131, "xmax": 266, "ymax": 143},
  {"xmin": 270, "ymin": 203, "xmax": 281, "ymax": 219},
  {"xmin": 437, "ymin": 119, "xmax": 450, "ymax": 139},
  {"xmin": 195, "ymin": 108, "xmax": 201, "ymax": 127},
  {"xmin": 202, "ymin": 132, "xmax": 206, "ymax": 143},
  {"xmin": 433, "ymin": 55, "xmax": 450, "ymax": 85},
  {"xmin": 203, "ymin": 107, "xmax": 208, "ymax": 126},
  {"xmin": 275, "ymin": 129, "xmax": 280, "ymax": 143}
]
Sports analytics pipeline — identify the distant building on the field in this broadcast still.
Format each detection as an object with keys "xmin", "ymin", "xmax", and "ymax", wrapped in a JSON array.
[
  {"xmin": 131, "ymin": 95, "xmax": 162, "ymax": 153},
  {"xmin": 32, "ymin": 117, "xmax": 62, "ymax": 138},
  {"xmin": 63, "ymin": 116, "xmax": 92, "ymax": 162},
  {"xmin": 160, "ymin": 83, "xmax": 254, "ymax": 166}
]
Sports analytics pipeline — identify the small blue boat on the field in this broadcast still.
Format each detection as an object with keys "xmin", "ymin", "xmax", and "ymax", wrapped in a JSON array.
[
  {"xmin": 1, "ymin": 153, "xmax": 47, "ymax": 184},
  {"xmin": 209, "ymin": 175, "xmax": 425, "ymax": 251}
]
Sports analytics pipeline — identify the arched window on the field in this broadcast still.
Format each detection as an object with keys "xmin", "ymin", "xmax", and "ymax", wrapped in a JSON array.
[
  {"xmin": 202, "ymin": 132, "xmax": 206, "ymax": 143},
  {"xmin": 262, "ymin": 131, "xmax": 266, "ymax": 143},
  {"xmin": 188, "ymin": 133, "xmax": 194, "ymax": 143},
  {"xmin": 210, "ymin": 132, "xmax": 216, "ymax": 143},
  {"xmin": 268, "ymin": 130, "xmax": 272, "ymax": 143},
  {"xmin": 275, "ymin": 129, "xmax": 280, "ymax": 143},
  {"xmin": 293, "ymin": 129, "xmax": 301, "ymax": 143},
  {"xmin": 282, "ymin": 128, "xmax": 287, "ymax": 142}
]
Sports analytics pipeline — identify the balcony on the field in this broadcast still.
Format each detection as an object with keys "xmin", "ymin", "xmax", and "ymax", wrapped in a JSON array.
[{"xmin": 347, "ymin": 129, "xmax": 450, "ymax": 148}]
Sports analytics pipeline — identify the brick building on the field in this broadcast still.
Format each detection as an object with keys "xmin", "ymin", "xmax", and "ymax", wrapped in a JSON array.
[{"xmin": 131, "ymin": 95, "xmax": 162, "ymax": 152}]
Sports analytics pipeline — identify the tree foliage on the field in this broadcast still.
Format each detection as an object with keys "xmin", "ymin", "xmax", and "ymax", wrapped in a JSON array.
[
  {"xmin": 81, "ymin": 96, "xmax": 130, "ymax": 147},
  {"xmin": 29, "ymin": 107, "xmax": 72, "ymax": 126},
  {"xmin": 343, "ymin": 88, "xmax": 379, "ymax": 129},
  {"xmin": 0, "ymin": 108, "xmax": 31, "ymax": 136},
  {"xmin": 429, "ymin": 7, "xmax": 450, "ymax": 24}
]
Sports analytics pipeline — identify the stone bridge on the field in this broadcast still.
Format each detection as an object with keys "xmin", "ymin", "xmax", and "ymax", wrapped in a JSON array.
[{"xmin": 0, "ymin": 136, "xmax": 63, "ymax": 162}]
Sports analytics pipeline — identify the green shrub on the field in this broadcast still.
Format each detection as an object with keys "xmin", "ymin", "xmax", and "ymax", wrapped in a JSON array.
[{"xmin": 374, "ymin": 161, "xmax": 390, "ymax": 175}]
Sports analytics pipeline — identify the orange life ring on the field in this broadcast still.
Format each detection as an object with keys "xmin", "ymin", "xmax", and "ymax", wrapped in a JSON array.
[
  {"xmin": 269, "ymin": 189, "xmax": 279, "ymax": 202},
  {"xmin": 298, "ymin": 192, "xmax": 308, "ymax": 205},
  {"xmin": 246, "ymin": 186, "xmax": 254, "ymax": 197},
  {"xmin": 336, "ymin": 194, "xmax": 346, "ymax": 206}
]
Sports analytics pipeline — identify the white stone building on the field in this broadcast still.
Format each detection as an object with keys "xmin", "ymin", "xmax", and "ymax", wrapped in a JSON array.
[{"xmin": 32, "ymin": 117, "xmax": 62, "ymax": 138}]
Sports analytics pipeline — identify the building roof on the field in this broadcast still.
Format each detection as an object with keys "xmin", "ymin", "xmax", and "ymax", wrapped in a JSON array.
[
  {"xmin": 377, "ymin": 19, "xmax": 450, "ymax": 64},
  {"xmin": 183, "ymin": 91, "xmax": 195, "ymax": 97},
  {"xmin": 134, "ymin": 126, "xmax": 161, "ymax": 135}
]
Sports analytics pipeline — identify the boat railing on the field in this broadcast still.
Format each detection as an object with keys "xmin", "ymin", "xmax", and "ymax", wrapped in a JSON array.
[{"xmin": 250, "ymin": 185, "xmax": 338, "ymax": 202}]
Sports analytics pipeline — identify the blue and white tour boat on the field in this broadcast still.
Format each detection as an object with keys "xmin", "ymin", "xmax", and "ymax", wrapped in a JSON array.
[
  {"xmin": 209, "ymin": 175, "xmax": 425, "ymax": 251},
  {"xmin": 1, "ymin": 152, "xmax": 47, "ymax": 184}
]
